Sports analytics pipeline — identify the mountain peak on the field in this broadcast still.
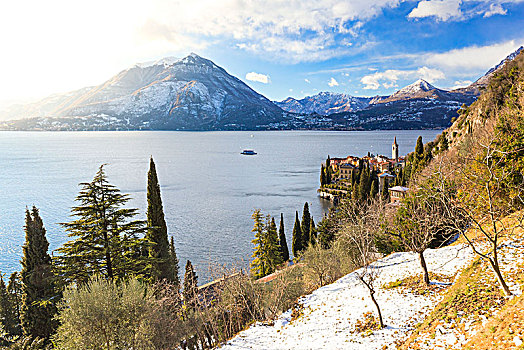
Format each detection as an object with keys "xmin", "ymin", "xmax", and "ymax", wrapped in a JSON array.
[
  {"xmin": 396, "ymin": 79, "xmax": 436, "ymax": 94},
  {"xmin": 134, "ymin": 56, "xmax": 179, "ymax": 69}
]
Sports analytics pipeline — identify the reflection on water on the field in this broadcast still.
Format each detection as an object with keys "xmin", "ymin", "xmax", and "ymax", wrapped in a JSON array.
[{"xmin": 0, "ymin": 130, "xmax": 441, "ymax": 282}]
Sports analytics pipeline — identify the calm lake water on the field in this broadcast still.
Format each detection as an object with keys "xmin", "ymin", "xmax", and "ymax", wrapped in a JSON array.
[{"xmin": 0, "ymin": 130, "xmax": 441, "ymax": 283}]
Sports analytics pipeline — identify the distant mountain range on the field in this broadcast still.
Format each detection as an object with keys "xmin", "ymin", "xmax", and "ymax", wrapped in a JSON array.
[{"xmin": 1, "ymin": 46, "xmax": 522, "ymax": 131}]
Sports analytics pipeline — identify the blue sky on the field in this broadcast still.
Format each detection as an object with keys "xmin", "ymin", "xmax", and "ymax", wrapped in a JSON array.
[{"xmin": 1, "ymin": 0, "xmax": 523, "ymax": 106}]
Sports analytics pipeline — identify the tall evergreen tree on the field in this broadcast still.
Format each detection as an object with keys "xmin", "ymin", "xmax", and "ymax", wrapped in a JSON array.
[
  {"xmin": 278, "ymin": 213, "xmax": 289, "ymax": 262},
  {"xmin": 320, "ymin": 165, "xmax": 326, "ymax": 187},
  {"xmin": 415, "ymin": 136, "xmax": 424, "ymax": 157},
  {"xmin": 183, "ymin": 260, "xmax": 198, "ymax": 309},
  {"xmin": 326, "ymin": 166, "xmax": 332, "ymax": 184},
  {"xmin": 7, "ymin": 272, "xmax": 21, "ymax": 336},
  {"xmin": 382, "ymin": 178, "xmax": 390, "ymax": 201},
  {"xmin": 250, "ymin": 209, "xmax": 267, "ymax": 278},
  {"xmin": 56, "ymin": 165, "xmax": 148, "ymax": 284},
  {"xmin": 146, "ymin": 157, "xmax": 176, "ymax": 283},
  {"xmin": 0, "ymin": 275, "xmax": 11, "ymax": 335},
  {"xmin": 301, "ymin": 202, "xmax": 311, "ymax": 248},
  {"xmin": 20, "ymin": 207, "xmax": 57, "ymax": 340},
  {"xmin": 292, "ymin": 211, "xmax": 303, "ymax": 258},
  {"xmin": 266, "ymin": 217, "xmax": 283, "ymax": 272},
  {"xmin": 309, "ymin": 217, "xmax": 317, "ymax": 245},
  {"xmin": 169, "ymin": 237, "xmax": 180, "ymax": 290},
  {"xmin": 370, "ymin": 179, "xmax": 378, "ymax": 198}
]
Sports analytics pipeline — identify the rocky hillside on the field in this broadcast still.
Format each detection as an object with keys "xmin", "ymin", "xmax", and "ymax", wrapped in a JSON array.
[{"xmin": 0, "ymin": 54, "xmax": 285, "ymax": 130}]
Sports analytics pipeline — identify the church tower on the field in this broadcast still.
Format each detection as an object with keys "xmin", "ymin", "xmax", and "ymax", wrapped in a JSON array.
[{"xmin": 392, "ymin": 137, "xmax": 399, "ymax": 162}]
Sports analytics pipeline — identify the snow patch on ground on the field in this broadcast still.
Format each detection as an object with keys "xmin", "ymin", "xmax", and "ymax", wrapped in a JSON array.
[{"xmin": 220, "ymin": 244, "xmax": 476, "ymax": 350}]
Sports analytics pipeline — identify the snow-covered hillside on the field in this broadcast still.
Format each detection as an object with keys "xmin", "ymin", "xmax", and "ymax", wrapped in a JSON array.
[{"xmin": 220, "ymin": 244, "xmax": 476, "ymax": 350}]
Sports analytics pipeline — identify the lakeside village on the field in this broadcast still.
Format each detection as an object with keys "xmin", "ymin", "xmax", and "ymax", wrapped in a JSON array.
[{"xmin": 318, "ymin": 137, "xmax": 409, "ymax": 205}]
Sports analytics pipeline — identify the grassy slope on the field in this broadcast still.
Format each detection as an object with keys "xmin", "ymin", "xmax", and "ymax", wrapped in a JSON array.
[{"xmin": 399, "ymin": 215, "xmax": 524, "ymax": 349}]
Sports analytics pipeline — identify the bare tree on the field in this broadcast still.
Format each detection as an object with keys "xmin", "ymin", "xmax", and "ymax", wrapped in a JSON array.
[
  {"xmin": 391, "ymin": 165, "xmax": 465, "ymax": 286},
  {"xmin": 337, "ymin": 199, "xmax": 385, "ymax": 328},
  {"xmin": 450, "ymin": 137, "xmax": 524, "ymax": 296}
]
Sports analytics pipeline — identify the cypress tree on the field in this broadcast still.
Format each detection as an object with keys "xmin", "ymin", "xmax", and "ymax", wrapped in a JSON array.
[
  {"xmin": 326, "ymin": 155, "xmax": 331, "ymax": 169},
  {"xmin": 20, "ymin": 207, "xmax": 57, "ymax": 340},
  {"xmin": 309, "ymin": 217, "xmax": 317, "ymax": 245},
  {"xmin": 415, "ymin": 136, "xmax": 424, "ymax": 157},
  {"xmin": 326, "ymin": 166, "xmax": 332, "ymax": 184},
  {"xmin": 320, "ymin": 165, "xmax": 326, "ymax": 187},
  {"xmin": 146, "ymin": 157, "xmax": 175, "ymax": 283},
  {"xmin": 301, "ymin": 203, "xmax": 311, "ymax": 248},
  {"xmin": 382, "ymin": 178, "xmax": 390, "ymax": 201},
  {"xmin": 266, "ymin": 217, "xmax": 283, "ymax": 273},
  {"xmin": 292, "ymin": 211, "xmax": 302, "ymax": 258},
  {"xmin": 183, "ymin": 260, "xmax": 198, "ymax": 309},
  {"xmin": 169, "ymin": 237, "xmax": 180, "ymax": 290},
  {"xmin": 0, "ymin": 275, "xmax": 11, "ymax": 335},
  {"xmin": 370, "ymin": 179, "xmax": 378, "ymax": 198},
  {"xmin": 56, "ymin": 165, "xmax": 148, "ymax": 284},
  {"xmin": 250, "ymin": 209, "xmax": 267, "ymax": 278},
  {"xmin": 7, "ymin": 272, "xmax": 21, "ymax": 336},
  {"xmin": 278, "ymin": 213, "xmax": 289, "ymax": 262}
]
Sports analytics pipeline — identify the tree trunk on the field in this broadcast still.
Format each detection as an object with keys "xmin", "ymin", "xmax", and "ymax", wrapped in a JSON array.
[
  {"xmin": 418, "ymin": 250, "xmax": 430, "ymax": 286},
  {"xmin": 488, "ymin": 258, "xmax": 512, "ymax": 296},
  {"xmin": 369, "ymin": 291, "xmax": 384, "ymax": 329}
]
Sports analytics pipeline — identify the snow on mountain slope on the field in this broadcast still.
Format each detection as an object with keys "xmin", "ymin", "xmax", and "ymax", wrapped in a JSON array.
[
  {"xmin": 1, "ymin": 53, "xmax": 284, "ymax": 130},
  {"xmin": 275, "ymin": 92, "xmax": 371, "ymax": 115},
  {"xmin": 220, "ymin": 244, "xmax": 476, "ymax": 350}
]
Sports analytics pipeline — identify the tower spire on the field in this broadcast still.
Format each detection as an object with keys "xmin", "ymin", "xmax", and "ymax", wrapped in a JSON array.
[{"xmin": 392, "ymin": 137, "xmax": 399, "ymax": 162}]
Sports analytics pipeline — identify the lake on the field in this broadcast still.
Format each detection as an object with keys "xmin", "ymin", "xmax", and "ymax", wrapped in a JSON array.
[{"xmin": 0, "ymin": 130, "xmax": 441, "ymax": 283}]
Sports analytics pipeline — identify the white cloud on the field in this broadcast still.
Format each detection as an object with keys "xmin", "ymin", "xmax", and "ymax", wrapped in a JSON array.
[
  {"xmin": 304, "ymin": 79, "xmax": 311, "ymax": 83},
  {"xmin": 408, "ymin": 0, "xmax": 462, "ymax": 21},
  {"xmin": 245, "ymin": 72, "xmax": 270, "ymax": 84},
  {"xmin": 143, "ymin": 0, "xmax": 401, "ymax": 62},
  {"xmin": 451, "ymin": 80, "xmax": 473, "ymax": 89},
  {"xmin": 483, "ymin": 3, "xmax": 507, "ymax": 17},
  {"xmin": 361, "ymin": 67, "xmax": 445, "ymax": 90},
  {"xmin": 424, "ymin": 40, "xmax": 521, "ymax": 72},
  {"xmin": 328, "ymin": 77, "xmax": 339, "ymax": 87}
]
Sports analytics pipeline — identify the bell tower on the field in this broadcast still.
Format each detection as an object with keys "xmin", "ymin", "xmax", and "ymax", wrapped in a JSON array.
[{"xmin": 392, "ymin": 136, "xmax": 399, "ymax": 162}]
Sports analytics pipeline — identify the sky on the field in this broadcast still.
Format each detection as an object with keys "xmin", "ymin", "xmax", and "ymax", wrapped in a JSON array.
[{"xmin": 1, "ymin": 0, "xmax": 523, "ymax": 107}]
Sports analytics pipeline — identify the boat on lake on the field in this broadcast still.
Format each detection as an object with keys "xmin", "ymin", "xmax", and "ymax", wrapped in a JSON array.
[{"xmin": 241, "ymin": 149, "xmax": 257, "ymax": 155}]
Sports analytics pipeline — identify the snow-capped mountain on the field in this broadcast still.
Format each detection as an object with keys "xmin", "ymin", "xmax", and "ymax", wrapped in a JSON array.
[
  {"xmin": 371, "ymin": 79, "xmax": 454, "ymax": 104},
  {"xmin": 275, "ymin": 92, "xmax": 371, "ymax": 115},
  {"xmin": 1, "ymin": 54, "xmax": 284, "ymax": 130}
]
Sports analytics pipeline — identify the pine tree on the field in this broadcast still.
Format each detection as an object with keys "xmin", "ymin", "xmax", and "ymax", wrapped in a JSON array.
[
  {"xmin": 292, "ymin": 211, "xmax": 303, "ymax": 258},
  {"xmin": 301, "ymin": 202, "xmax": 311, "ymax": 249},
  {"xmin": 169, "ymin": 237, "xmax": 180, "ymax": 291},
  {"xmin": 309, "ymin": 217, "xmax": 317, "ymax": 245},
  {"xmin": 183, "ymin": 260, "xmax": 198, "ymax": 309},
  {"xmin": 146, "ymin": 157, "xmax": 176, "ymax": 283},
  {"xmin": 20, "ymin": 207, "xmax": 57, "ymax": 340},
  {"xmin": 56, "ymin": 165, "xmax": 148, "ymax": 284},
  {"xmin": 278, "ymin": 213, "xmax": 289, "ymax": 262},
  {"xmin": 250, "ymin": 209, "xmax": 267, "ymax": 278}
]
